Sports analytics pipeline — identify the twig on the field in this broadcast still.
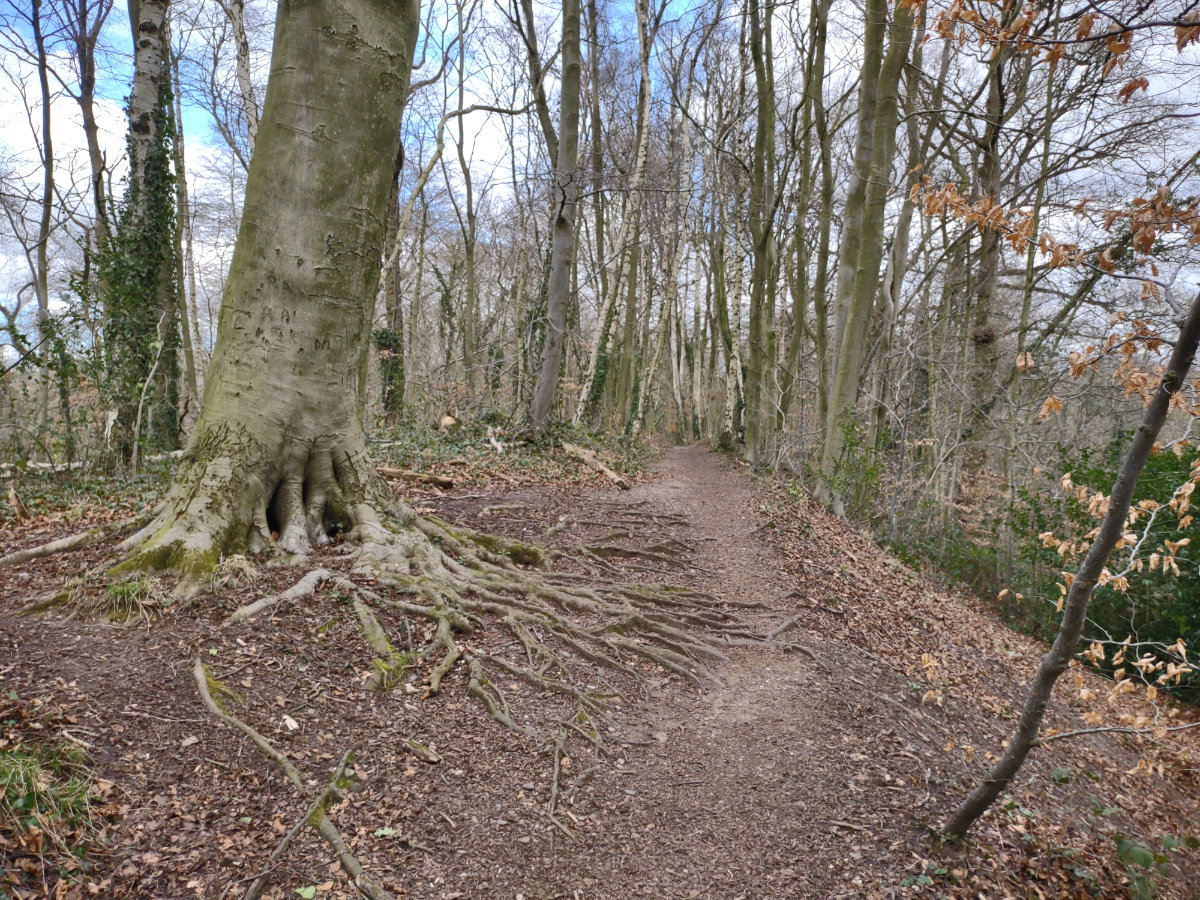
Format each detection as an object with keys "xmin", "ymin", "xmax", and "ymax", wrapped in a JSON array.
[
  {"xmin": 130, "ymin": 310, "xmax": 169, "ymax": 477},
  {"xmin": 829, "ymin": 820, "xmax": 868, "ymax": 832},
  {"xmin": 377, "ymin": 466, "xmax": 455, "ymax": 489},
  {"xmin": 1034, "ymin": 719, "xmax": 1200, "ymax": 746}
]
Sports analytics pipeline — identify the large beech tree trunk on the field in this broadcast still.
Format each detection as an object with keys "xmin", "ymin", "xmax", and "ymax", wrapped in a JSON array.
[{"xmin": 122, "ymin": 0, "xmax": 421, "ymax": 586}]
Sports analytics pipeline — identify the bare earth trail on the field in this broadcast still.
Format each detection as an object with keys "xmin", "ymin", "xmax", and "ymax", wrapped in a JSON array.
[
  {"xmin": 426, "ymin": 445, "xmax": 950, "ymax": 899},
  {"xmin": 4, "ymin": 444, "xmax": 1197, "ymax": 898}
]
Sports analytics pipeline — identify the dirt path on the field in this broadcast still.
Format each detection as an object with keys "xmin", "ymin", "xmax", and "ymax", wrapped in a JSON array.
[{"xmin": 419, "ymin": 445, "xmax": 937, "ymax": 899}]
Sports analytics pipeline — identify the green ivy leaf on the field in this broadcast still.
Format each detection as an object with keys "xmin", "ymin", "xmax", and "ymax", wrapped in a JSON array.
[{"xmin": 295, "ymin": 887, "xmax": 317, "ymax": 899}]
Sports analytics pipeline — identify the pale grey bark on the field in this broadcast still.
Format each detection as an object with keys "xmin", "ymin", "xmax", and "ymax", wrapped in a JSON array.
[
  {"xmin": 167, "ymin": 38, "xmax": 199, "ymax": 407},
  {"xmin": 126, "ymin": 0, "xmax": 169, "ymax": 218},
  {"xmin": 530, "ymin": 0, "xmax": 582, "ymax": 429},
  {"xmin": 573, "ymin": 0, "xmax": 654, "ymax": 425},
  {"xmin": 123, "ymin": 0, "xmax": 422, "ymax": 585},
  {"xmin": 215, "ymin": 0, "xmax": 258, "ymax": 154}
]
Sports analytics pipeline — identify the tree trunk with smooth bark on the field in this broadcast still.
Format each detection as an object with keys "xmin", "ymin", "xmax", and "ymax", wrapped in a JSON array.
[
  {"xmin": 815, "ymin": 0, "xmax": 912, "ymax": 512},
  {"xmin": 530, "ymin": 0, "xmax": 582, "ymax": 430},
  {"xmin": 120, "ymin": 0, "xmax": 422, "ymax": 589}
]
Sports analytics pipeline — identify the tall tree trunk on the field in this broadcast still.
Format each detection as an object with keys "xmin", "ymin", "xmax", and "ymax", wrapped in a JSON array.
[
  {"xmin": 110, "ymin": 0, "xmax": 180, "ymax": 458},
  {"xmin": 126, "ymin": 0, "xmax": 169, "ymax": 205},
  {"xmin": 779, "ymin": 0, "xmax": 831, "ymax": 425},
  {"xmin": 827, "ymin": 0, "xmax": 886, "ymax": 377},
  {"xmin": 815, "ymin": 0, "xmax": 913, "ymax": 512},
  {"xmin": 573, "ymin": 0, "xmax": 653, "ymax": 425},
  {"xmin": 717, "ymin": 217, "xmax": 747, "ymax": 449},
  {"xmin": 217, "ymin": 0, "xmax": 259, "ymax": 156},
  {"xmin": 613, "ymin": 231, "xmax": 642, "ymax": 426},
  {"xmin": 864, "ymin": 5, "xmax": 943, "ymax": 452},
  {"xmin": 743, "ymin": 0, "xmax": 776, "ymax": 467},
  {"xmin": 530, "ymin": 0, "xmax": 582, "ymax": 429},
  {"xmin": 586, "ymin": 0, "xmax": 608, "ymax": 332},
  {"xmin": 121, "ymin": 0, "xmax": 422, "ymax": 589},
  {"xmin": 167, "ymin": 41, "xmax": 199, "ymax": 410},
  {"xmin": 31, "ymin": 0, "xmax": 55, "ymax": 438},
  {"xmin": 66, "ymin": 0, "xmax": 114, "ymax": 255}
]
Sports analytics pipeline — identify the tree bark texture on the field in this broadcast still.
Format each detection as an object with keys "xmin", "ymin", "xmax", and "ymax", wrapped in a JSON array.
[
  {"xmin": 815, "ymin": 0, "xmax": 913, "ymax": 512},
  {"xmin": 530, "ymin": 0, "xmax": 582, "ymax": 429},
  {"xmin": 122, "ymin": 0, "xmax": 421, "ymax": 585}
]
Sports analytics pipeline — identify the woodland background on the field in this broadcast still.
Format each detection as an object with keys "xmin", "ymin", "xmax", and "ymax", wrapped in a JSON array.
[{"xmin": 2, "ymin": 0, "xmax": 1200, "ymax": 682}]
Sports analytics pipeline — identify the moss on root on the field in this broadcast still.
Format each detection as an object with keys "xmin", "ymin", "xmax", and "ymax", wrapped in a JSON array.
[{"xmin": 423, "ymin": 517, "xmax": 547, "ymax": 568}]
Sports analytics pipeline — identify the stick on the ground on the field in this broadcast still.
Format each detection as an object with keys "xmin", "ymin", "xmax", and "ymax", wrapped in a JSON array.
[
  {"xmin": 0, "ymin": 513, "xmax": 153, "ymax": 567},
  {"xmin": 192, "ymin": 657, "xmax": 393, "ymax": 900},
  {"xmin": 243, "ymin": 750, "xmax": 353, "ymax": 900},
  {"xmin": 377, "ymin": 466, "xmax": 455, "ymax": 489},
  {"xmin": 561, "ymin": 442, "xmax": 631, "ymax": 489}
]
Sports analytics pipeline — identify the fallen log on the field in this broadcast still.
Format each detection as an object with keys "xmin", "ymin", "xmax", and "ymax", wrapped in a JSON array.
[{"xmin": 561, "ymin": 442, "xmax": 631, "ymax": 490}]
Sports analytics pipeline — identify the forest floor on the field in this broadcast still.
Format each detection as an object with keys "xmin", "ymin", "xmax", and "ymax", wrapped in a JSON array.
[{"xmin": 2, "ymin": 443, "xmax": 1200, "ymax": 899}]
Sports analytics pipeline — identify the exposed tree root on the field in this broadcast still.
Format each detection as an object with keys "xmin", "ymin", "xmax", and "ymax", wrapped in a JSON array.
[
  {"xmin": 219, "ymin": 504, "xmax": 753, "ymax": 737},
  {"xmin": 0, "ymin": 513, "xmax": 153, "ymax": 568},
  {"xmin": 40, "ymin": 448, "xmax": 772, "ymax": 851},
  {"xmin": 243, "ymin": 749, "xmax": 354, "ymax": 900},
  {"xmin": 192, "ymin": 657, "xmax": 393, "ymax": 900},
  {"xmin": 225, "ymin": 568, "xmax": 338, "ymax": 624}
]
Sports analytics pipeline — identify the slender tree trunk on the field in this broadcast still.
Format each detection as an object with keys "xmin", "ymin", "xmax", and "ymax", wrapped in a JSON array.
[
  {"xmin": 127, "ymin": 0, "xmax": 169, "ymax": 205},
  {"xmin": 946, "ymin": 288, "xmax": 1200, "ymax": 837},
  {"xmin": 218, "ymin": 0, "xmax": 259, "ymax": 155},
  {"xmin": 586, "ymin": 0, "xmax": 608, "ymax": 325},
  {"xmin": 68, "ymin": 0, "xmax": 113, "ymax": 253},
  {"xmin": 865, "ymin": 6, "xmax": 941, "ymax": 451},
  {"xmin": 450, "ymin": 0, "xmax": 478, "ymax": 397},
  {"xmin": 743, "ymin": 0, "xmax": 776, "ymax": 467},
  {"xmin": 719, "ymin": 218, "xmax": 747, "ymax": 449},
  {"xmin": 779, "ymin": 0, "xmax": 830, "ymax": 425},
  {"xmin": 574, "ymin": 0, "xmax": 653, "ymax": 425},
  {"xmin": 530, "ymin": 0, "xmax": 581, "ymax": 429},
  {"xmin": 827, "ymin": 0, "xmax": 886, "ymax": 375},
  {"xmin": 614, "ymin": 230, "xmax": 642, "ymax": 426},
  {"xmin": 815, "ymin": 1, "xmax": 913, "ymax": 512},
  {"xmin": 167, "ymin": 42, "xmax": 199, "ymax": 409},
  {"xmin": 31, "ymin": 0, "xmax": 54, "ymax": 437}
]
